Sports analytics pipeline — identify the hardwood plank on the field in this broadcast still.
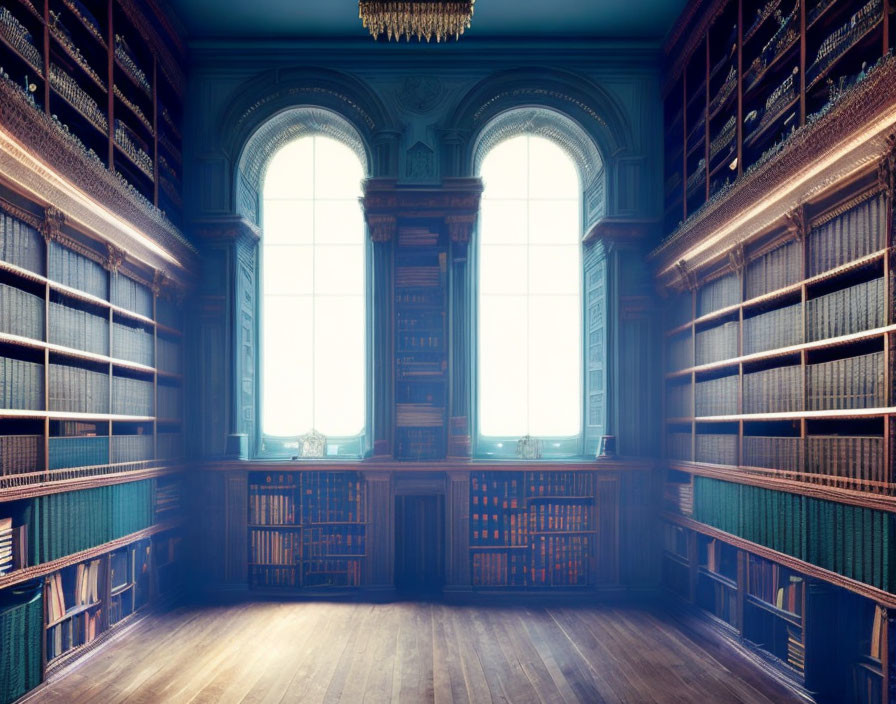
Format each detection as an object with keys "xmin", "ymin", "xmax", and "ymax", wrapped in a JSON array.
[{"xmin": 30, "ymin": 601, "xmax": 806, "ymax": 704}]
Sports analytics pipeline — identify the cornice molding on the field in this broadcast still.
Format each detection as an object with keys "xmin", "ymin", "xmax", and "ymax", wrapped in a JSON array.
[
  {"xmin": 651, "ymin": 56, "xmax": 896, "ymax": 288},
  {"xmin": 361, "ymin": 178, "xmax": 484, "ymax": 218},
  {"xmin": 0, "ymin": 83, "xmax": 197, "ymax": 282},
  {"xmin": 583, "ymin": 218, "xmax": 660, "ymax": 245},
  {"xmin": 194, "ymin": 215, "xmax": 262, "ymax": 244}
]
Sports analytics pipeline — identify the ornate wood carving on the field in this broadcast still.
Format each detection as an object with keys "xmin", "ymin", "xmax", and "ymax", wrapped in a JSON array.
[
  {"xmin": 446, "ymin": 214, "xmax": 476, "ymax": 244},
  {"xmin": 0, "ymin": 196, "xmax": 42, "ymax": 229},
  {"xmin": 39, "ymin": 207, "xmax": 65, "ymax": 241},
  {"xmin": 727, "ymin": 244, "xmax": 746, "ymax": 273},
  {"xmin": 367, "ymin": 214, "xmax": 397, "ymax": 243},
  {"xmin": 784, "ymin": 207, "xmax": 807, "ymax": 243},
  {"xmin": 675, "ymin": 259, "xmax": 698, "ymax": 292},
  {"xmin": 106, "ymin": 244, "xmax": 125, "ymax": 273},
  {"xmin": 877, "ymin": 133, "xmax": 896, "ymax": 201}
]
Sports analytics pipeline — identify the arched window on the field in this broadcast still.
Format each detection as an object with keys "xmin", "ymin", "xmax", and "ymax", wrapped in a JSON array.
[
  {"xmin": 261, "ymin": 135, "xmax": 367, "ymax": 456},
  {"xmin": 477, "ymin": 135, "xmax": 582, "ymax": 455}
]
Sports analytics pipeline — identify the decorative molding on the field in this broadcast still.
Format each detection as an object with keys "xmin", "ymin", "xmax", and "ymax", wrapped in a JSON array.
[
  {"xmin": 366, "ymin": 214, "xmax": 397, "ymax": 243},
  {"xmin": 652, "ymin": 55, "xmax": 896, "ymax": 285},
  {"xmin": 674, "ymin": 259, "xmax": 697, "ymax": 292},
  {"xmin": 583, "ymin": 218, "xmax": 659, "ymax": 244},
  {"xmin": 194, "ymin": 216, "xmax": 262, "ymax": 244},
  {"xmin": 39, "ymin": 207, "xmax": 65, "ymax": 241},
  {"xmin": 810, "ymin": 186, "xmax": 881, "ymax": 229},
  {"xmin": 727, "ymin": 244, "xmax": 745, "ymax": 273},
  {"xmin": 784, "ymin": 207, "xmax": 807, "ymax": 243},
  {"xmin": 446, "ymin": 214, "xmax": 476, "ymax": 244},
  {"xmin": 0, "ymin": 196, "xmax": 42, "ymax": 230},
  {"xmin": 877, "ymin": 132, "xmax": 896, "ymax": 200}
]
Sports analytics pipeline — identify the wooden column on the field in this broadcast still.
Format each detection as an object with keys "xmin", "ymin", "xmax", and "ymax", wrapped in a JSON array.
[
  {"xmin": 363, "ymin": 470, "xmax": 394, "ymax": 592},
  {"xmin": 447, "ymin": 216, "xmax": 475, "ymax": 457},
  {"xmin": 368, "ymin": 215, "xmax": 396, "ymax": 457},
  {"xmin": 444, "ymin": 470, "xmax": 471, "ymax": 591}
]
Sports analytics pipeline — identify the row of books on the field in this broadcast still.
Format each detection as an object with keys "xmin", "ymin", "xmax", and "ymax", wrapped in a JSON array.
[
  {"xmin": 45, "ymin": 559, "xmax": 102, "ymax": 623},
  {"xmin": 110, "ymin": 273, "xmax": 152, "ymax": 319},
  {"xmin": 29, "ymin": 480, "xmax": 154, "ymax": 564},
  {"xmin": 471, "ymin": 509, "xmax": 527, "ymax": 546},
  {"xmin": 249, "ymin": 487, "xmax": 299, "ymax": 525},
  {"xmin": 395, "ymin": 266, "xmax": 441, "ymax": 288},
  {"xmin": 697, "ymin": 273, "xmax": 740, "ymax": 317},
  {"xmin": 745, "ymin": 241, "xmax": 800, "ymax": 301},
  {"xmin": 747, "ymin": 557, "xmax": 804, "ymax": 616},
  {"xmin": 0, "ymin": 7, "xmax": 43, "ymax": 74},
  {"xmin": 48, "ymin": 363, "xmax": 108, "ymax": 413},
  {"xmin": 806, "ymin": 277, "xmax": 885, "ymax": 342},
  {"xmin": 743, "ymin": 364, "xmax": 802, "ymax": 413},
  {"xmin": 112, "ymin": 321, "xmax": 154, "ymax": 367},
  {"xmin": 154, "ymin": 480, "xmax": 181, "ymax": 516},
  {"xmin": 48, "ymin": 435, "xmax": 108, "ymax": 470},
  {"xmin": 114, "ymin": 120, "xmax": 154, "ymax": 180},
  {"xmin": 806, "ymin": 351, "xmax": 884, "ymax": 410},
  {"xmin": 48, "ymin": 241, "xmax": 106, "ymax": 301},
  {"xmin": 529, "ymin": 503, "xmax": 592, "ymax": 533},
  {"xmin": 785, "ymin": 623, "xmax": 805, "ymax": 671},
  {"xmin": 49, "ymin": 62, "xmax": 106, "ymax": 133},
  {"xmin": 0, "ymin": 357, "xmax": 43, "ymax": 410},
  {"xmin": 0, "ymin": 584, "xmax": 42, "ymax": 703},
  {"xmin": 663, "ymin": 480, "xmax": 694, "ymax": 516},
  {"xmin": 0, "ymin": 434, "xmax": 41, "ymax": 475},
  {"xmin": 0, "ymin": 283, "xmax": 44, "ymax": 341},
  {"xmin": 395, "ymin": 427, "xmax": 443, "ymax": 460},
  {"xmin": 303, "ymin": 525, "xmax": 365, "ymax": 557},
  {"xmin": 696, "ymin": 433, "xmax": 738, "ymax": 465},
  {"xmin": 157, "ymin": 337, "xmax": 182, "ymax": 374},
  {"xmin": 0, "ymin": 517, "xmax": 14, "ymax": 575},
  {"xmin": 806, "ymin": 435, "xmax": 886, "ymax": 485},
  {"xmin": 471, "ymin": 471, "xmax": 595, "ymax": 500},
  {"xmin": 397, "ymin": 227, "xmax": 438, "ymax": 246},
  {"xmin": 529, "ymin": 535, "xmax": 593, "ymax": 587},
  {"xmin": 806, "ymin": 196, "xmax": 884, "ymax": 277},
  {"xmin": 250, "ymin": 529, "xmax": 299, "ymax": 565},
  {"xmin": 697, "ymin": 577, "xmax": 737, "ymax": 625},
  {"xmin": 49, "ymin": 299, "xmax": 109, "ymax": 356},
  {"xmin": 472, "ymin": 551, "xmax": 528, "ymax": 587},
  {"xmin": 302, "ymin": 472, "xmax": 366, "ymax": 523},
  {"xmin": 695, "ymin": 374, "xmax": 739, "ymax": 416},
  {"xmin": 743, "ymin": 302, "xmax": 802, "ymax": 355},
  {"xmin": 395, "ymin": 403, "xmax": 444, "ymax": 427},
  {"xmin": 0, "ymin": 211, "xmax": 43, "ymax": 276},
  {"xmin": 46, "ymin": 607, "xmax": 102, "ymax": 661},
  {"xmin": 157, "ymin": 385, "xmax": 181, "ymax": 419},
  {"xmin": 695, "ymin": 321, "xmax": 739, "ymax": 366},
  {"xmin": 111, "ymin": 434, "xmax": 153, "ymax": 463},
  {"xmin": 114, "ymin": 34, "xmax": 152, "ymax": 97},
  {"xmin": 743, "ymin": 435, "xmax": 803, "ymax": 473},
  {"xmin": 111, "ymin": 376, "xmax": 153, "ymax": 416},
  {"xmin": 806, "ymin": 0, "xmax": 882, "ymax": 87}
]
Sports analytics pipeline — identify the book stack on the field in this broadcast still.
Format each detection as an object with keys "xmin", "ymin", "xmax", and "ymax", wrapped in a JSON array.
[
  {"xmin": 395, "ymin": 404, "xmax": 443, "ymax": 427},
  {"xmin": 696, "ymin": 321, "xmax": 739, "ymax": 365},
  {"xmin": 249, "ymin": 529, "xmax": 299, "ymax": 565},
  {"xmin": 471, "ymin": 473, "xmax": 527, "ymax": 546},
  {"xmin": 786, "ymin": 624, "xmax": 805, "ymax": 671},
  {"xmin": 696, "ymin": 375, "xmax": 738, "ymax": 416},
  {"xmin": 303, "ymin": 472, "xmax": 365, "ymax": 523},
  {"xmin": 398, "ymin": 226, "xmax": 438, "ymax": 246},
  {"xmin": 743, "ymin": 303, "xmax": 802, "ymax": 354},
  {"xmin": 48, "ymin": 241, "xmax": 106, "ymax": 299},
  {"xmin": 745, "ymin": 241, "xmax": 801, "ymax": 299},
  {"xmin": 743, "ymin": 365, "xmax": 803, "ymax": 413},
  {"xmin": 48, "ymin": 434, "xmax": 108, "ymax": 470},
  {"xmin": 249, "ymin": 477, "xmax": 298, "ymax": 525},
  {"xmin": 0, "ymin": 357, "xmax": 43, "ymax": 410},
  {"xmin": 806, "ymin": 435, "xmax": 884, "ymax": 485},
  {"xmin": 807, "ymin": 277, "xmax": 884, "ymax": 341},
  {"xmin": 807, "ymin": 196, "xmax": 885, "ymax": 276},
  {"xmin": 806, "ymin": 352, "xmax": 884, "ymax": 410},
  {"xmin": 112, "ymin": 321, "xmax": 154, "ymax": 366},
  {"xmin": 111, "ymin": 434, "xmax": 153, "ymax": 463},
  {"xmin": 48, "ymin": 298, "xmax": 109, "ymax": 356},
  {"xmin": 530, "ymin": 535, "xmax": 592, "ymax": 587},
  {"xmin": 695, "ymin": 433, "xmax": 738, "ymax": 465},
  {"xmin": 110, "ymin": 275, "xmax": 152, "ymax": 318},
  {"xmin": 663, "ymin": 481, "xmax": 694, "ymax": 515},
  {"xmin": 303, "ymin": 524, "xmax": 364, "ymax": 557},
  {"xmin": 0, "ymin": 213, "xmax": 43, "ymax": 276},
  {"xmin": 528, "ymin": 502, "xmax": 591, "ymax": 533},
  {"xmin": 0, "ymin": 518, "xmax": 12, "ymax": 575},
  {"xmin": 112, "ymin": 376, "xmax": 153, "ymax": 416},
  {"xmin": 0, "ymin": 434, "xmax": 42, "ymax": 475},
  {"xmin": 698, "ymin": 273, "xmax": 739, "ymax": 316},
  {"xmin": 0, "ymin": 284, "xmax": 44, "ymax": 341},
  {"xmin": 48, "ymin": 362, "xmax": 108, "ymax": 414},
  {"xmin": 742, "ymin": 435, "xmax": 802, "ymax": 472},
  {"xmin": 45, "ymin": 560, "xmax": 103, "ymax": 661}
]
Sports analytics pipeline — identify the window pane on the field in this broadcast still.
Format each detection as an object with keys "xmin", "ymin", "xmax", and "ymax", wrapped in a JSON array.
[
  {"xmin": 528, "ymin": 295, "xmax": 580, "ymax": 436},
  {"xmin": 479, "ymin": 295, "xmax": 528, "ymax": 436},
  {"xmin": 479, "ymin": 134, "xmax": 582, "ymax": 442},
  {"xmin": 263, "ymin": 296, "xmax": 313, "ymax": 436},
  {"xmin": 262, "ymin": 135, "xmax": 366, "ymax": 443},
  {"xmin": 265, "ymin": 246, "xmax": 313, "ymax": 296},
  {"xmin": 263, "ymin": 200, "xmax": 313, "ymax": 245}
]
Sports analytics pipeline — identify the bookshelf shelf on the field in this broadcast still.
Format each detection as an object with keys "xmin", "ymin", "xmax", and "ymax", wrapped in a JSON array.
[
  {"xmin": 45, "ymin": 599, "xmax": 99, "ymax": 629},
  {"xmin": 744, "ymin": 592, "xmax": 802, "ymax": 626}
]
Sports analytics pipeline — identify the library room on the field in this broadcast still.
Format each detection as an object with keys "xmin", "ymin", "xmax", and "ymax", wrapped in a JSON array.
[{"xmin": 0, "ymin": 0, "xmax": 893, "ymax": 701}]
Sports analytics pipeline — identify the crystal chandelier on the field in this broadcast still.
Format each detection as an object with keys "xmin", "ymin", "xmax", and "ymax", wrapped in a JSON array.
[{"xmin": 358, "ymin": 0, "xmax": 475, "ymax": 42}]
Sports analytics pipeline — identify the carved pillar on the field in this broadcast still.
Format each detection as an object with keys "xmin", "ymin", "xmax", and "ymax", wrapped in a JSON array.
[
  {"xmin": 439, "ymin": 128, "xmax": 470, "ymax": 178},
  {"xmin": 363, "ymin": 470, "xmax": 394, "ymax": 591},
  {"xmin": 444, "ymin": 470, "xmax": 471, "ymax": 590},
  {"xmin": 447, "ymin": 215, "xmax": 475, "ymax": 457},
  {"xmin": 373, "ymin": 129, "xmax": 402, "ymax": 179},
  {"xmin": 368, "ymin": 214, "xmax": 396, "ymax": 456},
  {"xmin": 193, "ymin": 216, "xmax": 261, "ymax": 458}
]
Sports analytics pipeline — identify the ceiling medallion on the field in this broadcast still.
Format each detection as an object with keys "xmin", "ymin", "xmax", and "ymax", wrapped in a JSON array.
[{"xmin": 358, "ymin": 0, "xmax": 475, "ymax": 43}]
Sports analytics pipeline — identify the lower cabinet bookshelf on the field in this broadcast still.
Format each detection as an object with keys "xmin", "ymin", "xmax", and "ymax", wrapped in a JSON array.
[
  {"xmin": 661, "ymin": 517, "xmax": 894, "ymax": 704},
  {"xmin": 247, "ymin": 471, "xmax": 367, "ymax": 591},
  {"xmin": 469, "ymin": 471, "xmax": 597, "ymax": 589}
]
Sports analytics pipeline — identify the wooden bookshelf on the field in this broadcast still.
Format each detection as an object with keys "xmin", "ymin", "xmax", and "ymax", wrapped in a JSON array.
[
  {"xmin": 661, "ymin": 514, "xmax": 893, "ymax": 703},
  {"xmin": 0, "ymin": 0, "xmax": 184, "ymax": 226}
]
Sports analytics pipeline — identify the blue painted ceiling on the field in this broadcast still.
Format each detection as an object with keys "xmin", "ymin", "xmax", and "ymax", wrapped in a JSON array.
[{"xmin": 166, "ymin": 0, "xmax": 688, "ymax": 39}]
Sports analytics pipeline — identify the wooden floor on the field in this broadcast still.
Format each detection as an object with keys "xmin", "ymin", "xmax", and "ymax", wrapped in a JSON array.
[{"xmin": 31, "ymin": 600, "xmax": 804, "ymax": 704}]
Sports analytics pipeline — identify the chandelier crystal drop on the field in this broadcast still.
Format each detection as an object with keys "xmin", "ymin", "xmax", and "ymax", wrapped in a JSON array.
[{"xmin": 358, "ymin": 0, "xmax": 475, "ymax": 43}]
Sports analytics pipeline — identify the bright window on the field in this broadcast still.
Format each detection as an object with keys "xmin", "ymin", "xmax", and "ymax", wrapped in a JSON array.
[
  {"xmin": 261, "ymin": 136, "xmax": 366, "ymax": 446},
  {"xmin": 478, "ymin": 135, "xmax": 582, "ymax": 442}
]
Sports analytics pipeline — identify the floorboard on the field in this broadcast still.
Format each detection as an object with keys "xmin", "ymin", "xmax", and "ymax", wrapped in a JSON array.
[{"xmin": 29, "ymin": 601, "xmax": 806, "ymax": 704}]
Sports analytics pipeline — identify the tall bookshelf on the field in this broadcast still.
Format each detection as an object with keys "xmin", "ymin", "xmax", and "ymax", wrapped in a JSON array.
[
  {"xmin": 393, "ymin": 223, "xmax": 448, "ymax": 460},
  {"xmin": 248, "ymin": 471, "xmax": 367, "ymax": 591},
  {"xmin": 661, "ymin": 515, "xmax": 893, "ymax": 703},
  {"xmin": 0, "ymin": 0, "xmax": 184, "ymax": 226},
  {"xmin": 470, "ymin": 470, "xmax": 597, "ymax": 589},
  {"xmin": 663, "ymin": 186, "xmax": 894, "ymax": 496},
  {"xmin": 0, "ymin": 198, "xmax": 186, "ymax": 495},
  {"xmin": 663, "ymin": 0, "xmax": 893, "ymax": 233}
]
